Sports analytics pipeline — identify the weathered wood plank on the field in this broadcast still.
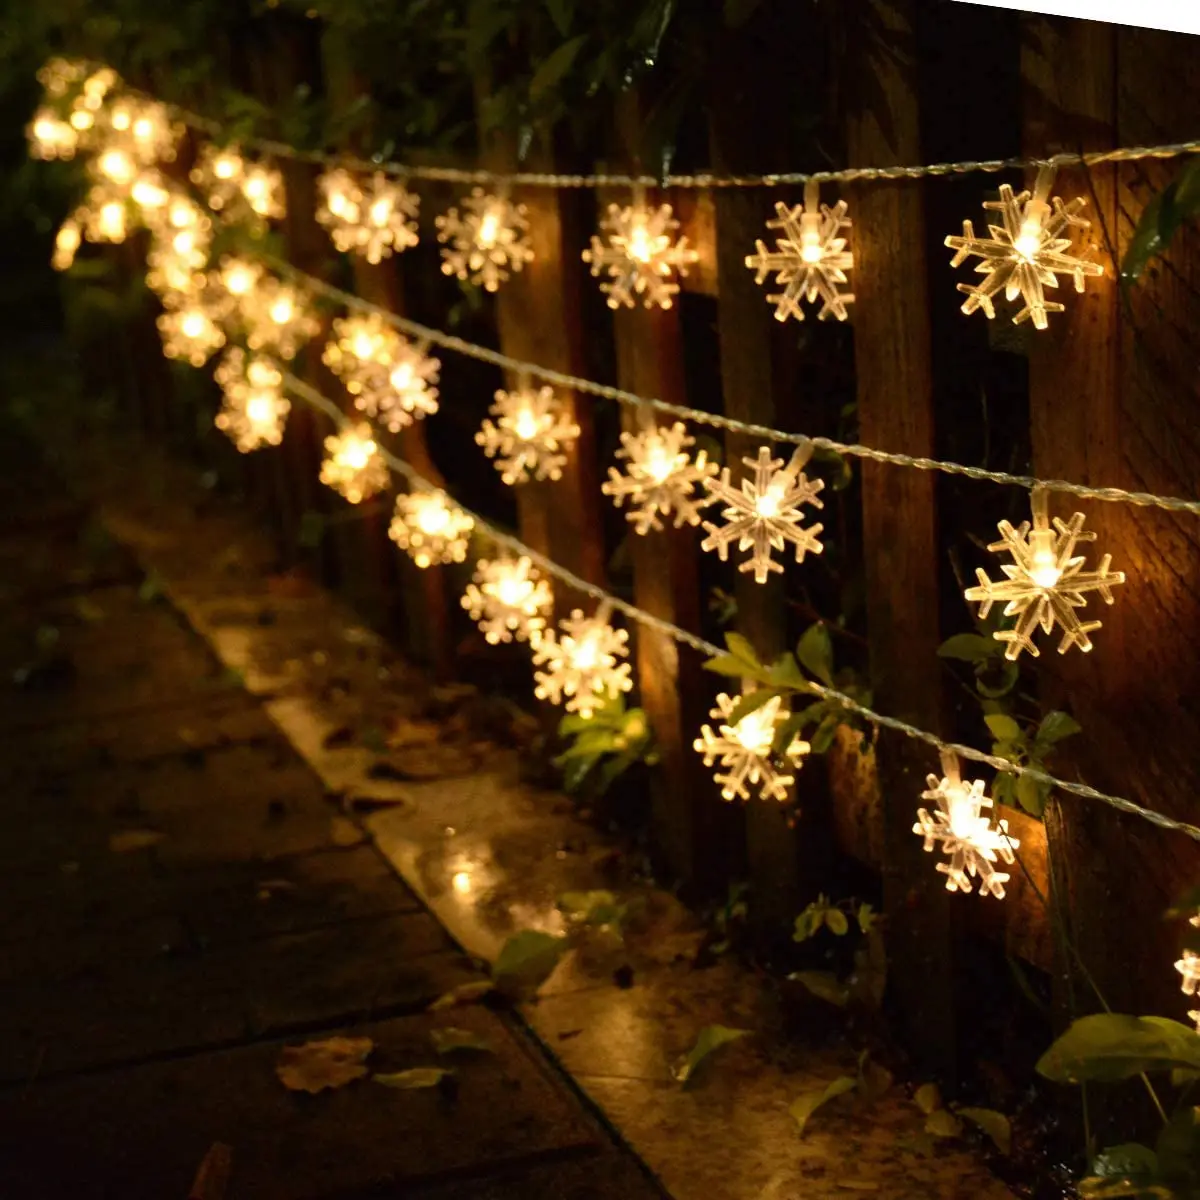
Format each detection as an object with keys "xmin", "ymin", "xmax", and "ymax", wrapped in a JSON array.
[{"xmin": 845, "ymin": 0, "xmax": 954, "ymax": 1075}]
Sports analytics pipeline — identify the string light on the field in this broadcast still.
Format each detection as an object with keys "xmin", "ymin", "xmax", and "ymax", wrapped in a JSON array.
[
  {"xmin": 965, "ymin": 487, "xmax": 1124, "ymax": 661},
  {"xmin": 129, "ymin": 170, "xmax": 172, "ymax": 217},
  {"xmin": 105, "ymin": 97, "xmax": 179, "ymax": 165},
  {"xmin": 388, "ymin": 490, "xmax": 475, "ymax": 568},
  {"xmin": 700, "ymin": 444, "xmax": 825, "ymax": 584},
  {"xmin": 533, "ymin": 606, "xmax": 632, "ymax": 718},
  {"xmin": 156, "ymin": 302, "xmax": 226, "ymax": 367},
  {"xmin": 477, "ymin": 381, "xmax": 580, "ymax": 485},
  {"xmin": 745, "ymin": 182, "xmax": 854, "ymax": 322},
  {"xmin": 213, "ymin": 349, "xmax": 290, "ymax": 452},
  {"xmin": 317, "ymin": 168, "xmax": 419, "ymax": 264},
  {"xmin": 51, "ymin": 218, "xmax": 82, "ymax": 270},
  {"xmin": 461, "ymin": 557, "xmax": 553, "ymax": 645},
  {"xmin": 323, "ymin": 315, "xmax": 439, "ymax": 432},
  {"xmin": 602, "ymin": 420, "xmax": 717, "ymax": 535},
  {"xmin": 27, "ymin": 108, "xmax": 79, "ymax": 160},
  {"xmin": 319, "ymin": 422, "xmax": 389, "ymax": 504},
  {"xmin": 241, "ymin": 162, "xmax": 286, "ymax": 221},
  {"xmin": 582, "ymin": 189, "xmax": 698, "ymax": 310},
  {"xmin": 145, "ymin": 203, "xmax": 213, "ymax": 299},
  {"xmin": 436, "ymin": 188, "xmax": 533, "ymax": 292},
  {"xmin": 1176, "ymin": 916, "xmax": 1200, "ymax": 998},
  {"xmin": 245, "ymin": 277, "xmax": 319, "ymax": 360},
  {"xmin": 946, "ymin": 166, "xmax": 1105, "ymax": 329},
  {"xmin": 212, "ymin": 255, "xmax": 263, "ymax": 302},
  {"xmin": 694, "ymin": 691, "xmax": 810, "ymax": 804},
  {"xmin": 914, "ymin": 752, "xmax": 1017, "ymax": 900},
  {"xmin": 190, "ymin": 143, "xmax": 247, "ymax": 211},
  {"xmin": 75, "ymin": 187, "xmax": 129, "ymax": 244}
]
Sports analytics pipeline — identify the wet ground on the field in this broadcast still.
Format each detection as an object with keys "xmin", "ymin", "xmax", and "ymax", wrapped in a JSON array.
[{"xmin": 0, "ymin": 418, "xmax": 666, "ymax": 1198}]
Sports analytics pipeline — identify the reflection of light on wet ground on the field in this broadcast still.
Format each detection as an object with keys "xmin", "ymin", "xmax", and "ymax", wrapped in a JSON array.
[{"xmin": 451, "ymin": 869, "xmax": 472, "ymax": 894}]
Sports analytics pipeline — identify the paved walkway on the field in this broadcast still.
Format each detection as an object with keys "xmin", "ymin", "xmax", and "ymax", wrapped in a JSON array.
[{"xmin": 0, "ymin": 417, "xmax": 664, "ymax": 1198}]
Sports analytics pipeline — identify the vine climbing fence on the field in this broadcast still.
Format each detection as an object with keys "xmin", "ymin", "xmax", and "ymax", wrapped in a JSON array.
[{"xmin": 31, "ymin": 1, "xmax": 1200, "ymax": 1080}]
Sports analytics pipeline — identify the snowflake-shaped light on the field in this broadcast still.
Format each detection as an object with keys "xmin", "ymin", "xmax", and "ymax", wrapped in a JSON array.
[
  {"xmin": 700, "ymin": 445, "xmax": 825, "ymax": 584},
  {"xmin": 913, "ymin": 754, "xmax": 1017, "ymax": 900},
  {"xmin": 74, "ymin": 185, "xmax": 130, "ymax": 245},
  {"xmin": 212, "ymin": 255, "xmax": 263, "ymax": 304},
  {"xmin": 477, "ymin": 383, "xmax": 580, "ymax": 485},
  {"xmin": 105, "ymin": 97, "xmax": 179, "ymax": 165},
  {"xmin": 189, "ymin": 144, "xmax": 247, "ymax": 211},
  {"xmin": 436, "ymin": 189, "xmax": 534, "ymax": 293},
  {"xmin": 317, "ymin": 168, "xmax": 419, "ymax": 264},
  {"xmin": 129, "ymin": 170, "xmax": 172, "ymax": 221},
  {"xmin": 602, "ymin": 421, "xmax": 718, "ymax": 535},
  {"xmin": 213, "ymin": 349, "xmax": 290, "ymax": 452},
  {"xmin": 745, "ymin": 183, "xmax": 854, "ymax": 323},
  {"xmin": 694, "ymin": 691, "xmax": 810, "ymax": 804},
  {"xmin": 946, "ymin": 166, "xmax": 1105, "ymax": 330},
  {"xmin": 461, "ymin": 557, "xmax": 553, "ymax": 646},
  {"xmin": 244, "ymin": 278, "xmax": 319, "ymax": 361},
  {"xmin": 156, "ymin": 302, "xmax": 226, "ymax": 367},
  {"xmin": 582, "ymin": 194, "xmax": 698, "ymax": 310},
  {"xmin": 323, "ymin": 315, "xmax": 439, "ymax": 432},
  {"xmin": 241, "ymin": 162, "xmax": 286, "ymax": 221},
  {"xmin": 320, "ymin": 423, "xmax": 389, "ymax": 505},
  {"xmin": 27, "ymin": 107, "xmax": 79, "ymax": 160},
  {"xmin": 145, "ymin": 196, "xmax": 213, "ymax": 298},
  {"xmin": 1176, "ymin": 915, "xmax": 1200, "ymax": 999},
  {"xmin": 532, "ymin": 608, "xmax": 632, "ymax": 719},
  {"xmin": 51, "ymin": 218, "xmax": 82, "ymax": 271},
  {"xmin": 388, "ymin": 491, "xmax": 474, "ymax": 569},
  {"xmin": 965, "ymin": 488, "xmax": 1124, "ymax": 661}
]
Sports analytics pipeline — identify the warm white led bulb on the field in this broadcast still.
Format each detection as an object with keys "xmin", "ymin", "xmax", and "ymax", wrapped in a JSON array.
[
  {"xmin": 320, "ymin": 423, "xmax": 388, "ymax": 504},
  {"xmin": 436, "ymin": 188, "xmax": 533, "ymax": 292},
  {"xmin": 602, "ymin": 421, "xmax": 717, "ymax": 535},
  {"xmin": 461, "ymin": 556, "xmax": 553, "ymax": 645},
  {"xmin": 532, "ymin": 608, "xmax": 632, "ymax": 719},
  {"xmin": 477, "ymin": 383, "xmax": 579, "ymax": 485},
  {"xmin": 694, "ymin": 691, "xmax": 810, "ymax": 804},
  {"xmin": 389, "ymin": 491, "xmax": 474, "ymax": 569}
]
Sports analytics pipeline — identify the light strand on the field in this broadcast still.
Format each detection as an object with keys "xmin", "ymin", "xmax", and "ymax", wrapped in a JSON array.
[
  {"xmin": 148, "ymin": 90, "xmax": 1200, "ymax": 191},
  {"xmin": 269, "ymin": 257, "xmax": 1200, "ymax": 520},
  {"xmin": 280, "ymin": 370, "xmax": 1200, "ymax": 847}
]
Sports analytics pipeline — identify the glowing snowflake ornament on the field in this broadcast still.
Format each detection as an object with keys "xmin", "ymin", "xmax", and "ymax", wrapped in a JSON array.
[
  {"xmin": 320, "ymin": 423, "xmax": 389, "ymax": 505},
  {"xmin": 602, "ymin": 421, "xmax": 717, "ymax": 535},
  {"xmin": 388, "ymin": 491, "xmax": 474, "ymax": 569},
  {"xmin": 532, "ymin": 607, "xmax": 632, "ymax": 719},
  {"xmin": 477, "ymin": 381, "xmax": 580, "ymax": 485},
  {"xmin": 965, "ymin": 488, "xmax": 1124, "ymax": 661},
  {"xmin": 745, "ymin": 182, "xmax": 854, "ymax": 322},
  {"xmin": 317, "ymin": 168, "xmax": 419, "ymax": 264},
  {"xmin": 156, "ymin": 303, "xmax": 226, "ymax": 367},
  {"xmin": 694, "ymin": 691, "xmax": 810, "ymax": 804},
  {"xmin": 700, "ymin": 443, "xmax": 825, "ymax": 584},
  {"xmin": 51, "ymin": 218, "xmax": 82, "ymax": 271},
  {"xmin": 436, "ymin": 189, "xmax": 533, "ymax": 293},
  {"xmin": 461, "ymin": 557, "xmax": 553, "ymax": 646},
  {"xmin": 213, "ymin": 349, "xmax": 289, "ymax": 452},
  {"xmin": 946, "ymin": 166, "xmax": 1105, "ymax": 329},
  {"xmin": 914, "ymin": 753, "xmax": 1017, "ymax": 900},
  {"xmin": 1176, "ymin": 915, "xmax": 1200, "ymax": 999},
  {"xmin": 27, "ymin": 108, "xmax": 79, "ymax": 160},
  {"xmin": 190, "ymin": 144, "xmax": 247, "ymax": 211},
  {"xmin": 582, "ymin": 190, "xmax": 698, "ymax": 310},
  {"xmin": 244, "ymin": 278, "xmax": 319, "ymax": 361}
]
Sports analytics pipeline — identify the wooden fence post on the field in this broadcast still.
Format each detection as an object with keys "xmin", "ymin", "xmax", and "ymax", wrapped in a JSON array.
[{"xmin": 845, "ymin": 0, "xmax": 955, "ymax": 1076}]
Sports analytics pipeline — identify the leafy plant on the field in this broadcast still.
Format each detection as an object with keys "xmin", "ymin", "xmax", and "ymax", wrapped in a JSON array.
[
  {"xmin": 671, "ymin": 1024, "xmax": 750, "ymax": 1086},
  {"xmin": 789, "ymin": 1050, "xmax": 893, "ymax": 1137},
  {"xmin": 1122, "ymin": 159, "xmax": 1200, "ymax": 283},
  {"xmin": 554, "ymin": 693, "xmax": 657, "ymax": 796},
  {"xmin": 789, "ymin": 894, "xmax": 885, "ymax": 1012},
  {"xmin": 913, "ymin": 1082, "xmax": 1011, "ymax": 1155}
]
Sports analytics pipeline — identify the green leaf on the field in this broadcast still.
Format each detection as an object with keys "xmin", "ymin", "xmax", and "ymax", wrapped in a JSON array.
[
  {"xmin": 809, "ymin": 713, "xmax": 840, "ymax": 755},
  {"xmin": 1015, "ymin": 772, "xmax": 1046, "ymax": 816},
  {"xmin": 492, "ymin": 930, "xmax": 568, "ymax": 990},
  {"xmin": 671, "ymin": 1025, "xmax": 750, "ymax": 1085},
  {"xmin": 138, "ymin": 571, "xmax": 165, "ymax": 603},
  {"xmin": 766, "ymin": 652, "xmax": 807, "ymax": 690},
  {"xmin": 938, "ymin": 632, "xmax": 1000, "ymax": 662},
  {"xmin": 543, "ymin": 0, "xmax": 574, "ymax": 35},
  {"xmin": 1122, "ymin": 160, "xmax": 1200, "ymax": 282},
  {"xmin": 702, "ymin": 653, "xmax": 774, "ymax": 685},
  {"xmin": 428, "ymin": 980, "xmax": 495, "ymax": 1011},
  {"xmin": 984, "ymin": 714, "xmax": 1021, "ymax": 742},
  {"xmin": 724, "ymin": 630, "xmax": 762, "ymax": 667},
  {"xmin": 529, "ymin": 34, "xmax": 588, "ymax": 102},
  {"xmin": 958, "ymin": 1107, "xmax": 1012, "ymax": 1155},
  {"xmin": 1090, "ymin": 1143, "xmax": 1159, "ymax": 1181},
  {"xmin": 1156, "ymin": 1106, "xmax": 1200, "ymax": 1189},
  {"xmin": 913, "ymin": 1082, "xmax": 942, "ymax": 1115},
  {"xmin": 856, "ymin": 902, "xmax": 877, "ymax": 935},
  {"xmin": 374, "ymin": 1067, "xmax": 453, "ymax": 1089},
  {"xmin": 726, "ymin": 688, "xmax": 782, "ymax": 727},
  {"xmin": 431, "ymin": 1027, "xmax": 492, "ymax": 1055},
  {"xmin": 793, "ymin": 902, "xmax": 825, "ymax": 943},
  {"xmin": 976, "ymin": 659, "xmax": 1020, "ymax": 699},
  {"xmin": 557, "ymin": 890, "xmax": 622, "ymax": 927},
  {"xmin": 796, "ymin": 622, "xmax": 834, "ymax": 686},
  {"xmin": 857, "ymin": 1055, "xmax": 893, "ymax": 1103},
  {"xmin": 825, "ymin": 909, "xmax": 850, "ymax": 936},
  {"xmin": 926, "ymin": 1109, "xmax": 964, "ymax": 1139},
  {"xmin": 789, "ymin": 969, "xmax": 850, "ymax": 1007},
  {"xmin": 788, "ymin": 1075, "xmax": 857, "ymax": 1136},
  {"xmin": 1037, "ymin": 1014, "xmax": 1200, "ymax": 1083},
  {"xmin": 1037, "ymin": 710, "xmax": 1082, "ymax": 747}
]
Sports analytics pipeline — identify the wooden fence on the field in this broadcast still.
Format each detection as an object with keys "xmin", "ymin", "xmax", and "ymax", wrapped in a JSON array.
[{"xmin": 71, "ymin": 2, "xmax": 1200, "ymax": 1075}]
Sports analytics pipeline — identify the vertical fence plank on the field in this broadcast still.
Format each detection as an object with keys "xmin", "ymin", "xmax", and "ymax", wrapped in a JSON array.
[
  {"xmin": 845, "ymin": 0, "xmax": 954, "ymax": 1075},
  {"xmin": 1020, "ymin": 15, "xmax": 1121, "ymax": 1029}
]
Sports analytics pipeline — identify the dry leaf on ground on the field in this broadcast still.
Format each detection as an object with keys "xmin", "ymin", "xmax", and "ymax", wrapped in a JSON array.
[
  {"xmin": 374, "ymin": 1067, "xmax": 454, "ymax": 1089},
  {"xmin": 431, "ymin": 1027, "xmax": 492, "ymax": 1055},
  {"xmin": 329, "ymin": 816, "xmax": 366, "ymax": 847},
  {"xmin": 187, "ymin": 1142, "xmax": 232, "ymax": 1200},
  {"xmin": 109, "ymin": 829, "xmax": 166, "ymax": 853},
  {"xmin": 428, "ymin": 980, "xmax": 495, "ymax": 1011},
  {"xmin": 275, "ymin": 1036, "xmax": 373, "ymax": 1093}
]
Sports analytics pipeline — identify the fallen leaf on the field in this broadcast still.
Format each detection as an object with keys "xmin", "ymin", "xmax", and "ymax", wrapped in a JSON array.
[
  {"xmin": 428, "ymin": 980, "xmax": 495, "ymax": 1011},
  {"xmin": 73, "ymin": 596, "xmax": 106, "ymax": 624},
  {"xmin": 672, "ymin": 1025, "xmax": 751, "ymax": 1085},
  {"xmin": 374, "ymin": 1067, "xmax": 453, "ymax": 1089},
  {"xmin": 493, "ymin": 930, "xmax": 569, "ymax": 992},
  {"xmin": 925, "ymin": 1109, "xmax": 964, "ymax": 1139},
  {"xmin": 329, "ymin": 816, "xmax": 365, "ymax": 847},
  {"xmin": 913, "ymin": 1082, "xmax": 942, "ymax": 1114},
  {"xmin": 431, "ymin": 1027, "xmax": 492, "ymax": 1055},
  {"xmin": 789, "ymin": 1075, "xmax": 857, "ymax": 1136},
  {"xmin": 188, "ymin": 1142, "xmax": 232, "ymax": 1200},
  {"xmin": 957, "ymin": 1106, "xmax": 1012, "ymax": 1154},
  {"xmin": 109, "ymin": 829, "xmax": 165, "ymax": 853},
  {"xmin": 276, "ymin": 1036, "xmax": 372, "ymax": 1093}
]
